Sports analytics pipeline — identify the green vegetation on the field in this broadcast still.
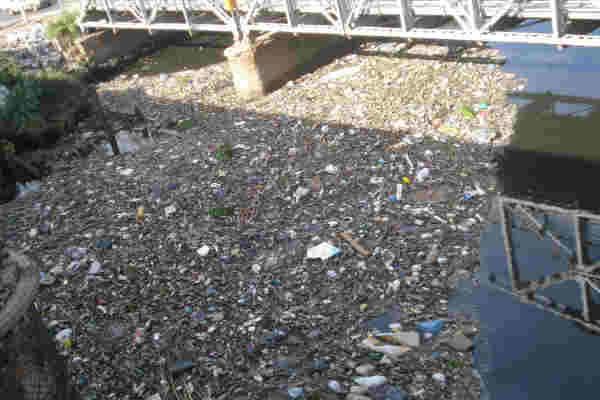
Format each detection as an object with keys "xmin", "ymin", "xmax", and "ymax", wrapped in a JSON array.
[
  {"xmin": 0, "ymin": 69, "xmax": 50, "ymax": 132},
  {"xmin": 177, "ymin": 119, "xmax": 195, "ymax": 131},
  {"xmin": 215, "ymin": 143, "xmax": 233, "ymax": 161},
  {"xmin": 35, "ymin": 68, "xmax": 74, "ymax": 82},
  {"xmin": 44, "ymin": 10, "xmax": 81, "ymax": 41},
  {"xmin": 0, "ymin": 11, "xmax": 88, "ymax": 137},
  {"xmin": 0, "ymin": 61, "xmax": 75, "ymax": 133}
]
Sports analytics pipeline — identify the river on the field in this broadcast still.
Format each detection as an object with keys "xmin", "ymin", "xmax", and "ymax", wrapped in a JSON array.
[{"xmin": 453, "ymin": 18, "xmax": 600, "ymax": 400}]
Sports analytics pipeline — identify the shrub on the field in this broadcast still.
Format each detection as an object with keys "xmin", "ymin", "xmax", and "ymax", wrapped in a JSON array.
[
  {"xmin": 45, "ymin": 10, "xmax": 81, "ymax": 42},
  {"xmin": 0, "ymin": 68, "xmax": 57, "ymax": 132}
]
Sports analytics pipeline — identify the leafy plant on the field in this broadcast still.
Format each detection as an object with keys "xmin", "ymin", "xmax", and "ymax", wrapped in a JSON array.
[
  {"xmin": 1, "ymin": 75, "xmax": 43, "ymax": 131},
  {"xmin": 0, "ymin": 69, "xmax": 56, "ymax": 132},
  {"xmin": 215, "ymin": 143, "xmax": 233, "ymax": 161},
  {"xmin": 177, "ymin": 119, "xmax": 195, "ymax": 131},
  {"xmin": 0, "ymin": 139, "xmax": 15, "ymax": 154},
  {"xmin": 44, "ymin": 10, "xmax": 81, "ymax": 42},
  {"xmin": 0, "ymin": 55, "xmax": 22, "ymax": 80},
  {"xmin": 35, "ymin": 68, "xmax": 72, "ymax": 82}
]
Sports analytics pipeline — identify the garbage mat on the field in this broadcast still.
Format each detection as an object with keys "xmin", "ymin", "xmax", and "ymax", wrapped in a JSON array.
[{"xmin": 1, "ymin": 247, "xmax": 79, "ymax": 400}]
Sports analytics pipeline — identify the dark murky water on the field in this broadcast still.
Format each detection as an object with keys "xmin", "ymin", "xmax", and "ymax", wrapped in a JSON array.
[
  {"xmin": 103, "ymin": 131, "xmax": 154, "ymax": 156},
  {"xmin": 453, "ymin": 19, "xmax": 600, "ymax": 400},
  {"xmin": 497, "ymin": 20, "xmax": 600, "ymax": 161},
  {"xmin": 463, "ymin": 216, "xmax": 600, "ymax": 400}
]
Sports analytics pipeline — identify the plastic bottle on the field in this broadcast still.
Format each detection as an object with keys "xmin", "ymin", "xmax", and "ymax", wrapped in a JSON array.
[{"xmin": 415, "ymin": 168, "xmax": 430, "ymax": 183}]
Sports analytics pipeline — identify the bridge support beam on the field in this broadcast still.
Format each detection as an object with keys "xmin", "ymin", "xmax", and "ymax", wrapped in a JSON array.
[{"xmin": 224, "ymin": 33, "xmax": 351, "ymax": 99}]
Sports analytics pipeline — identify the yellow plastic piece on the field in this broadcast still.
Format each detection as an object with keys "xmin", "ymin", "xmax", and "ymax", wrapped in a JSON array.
[
  {"xmin": 136, "ymin": 206, "xmax": 144, "ymax": 221},
  {"xmin": 224, "ymin": 0, "xmax": 237, "ymax": 11}
]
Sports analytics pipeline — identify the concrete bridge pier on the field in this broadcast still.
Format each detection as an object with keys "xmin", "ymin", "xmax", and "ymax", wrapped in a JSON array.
[{"xmin": 224, "ymin": 32, "xmax": 353, "ymax": 100}]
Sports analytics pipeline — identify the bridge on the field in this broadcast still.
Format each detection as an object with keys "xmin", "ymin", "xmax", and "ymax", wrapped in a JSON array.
[{"xmin": 76, "ymin": 0, "xmax": 600, "ymax": 47}]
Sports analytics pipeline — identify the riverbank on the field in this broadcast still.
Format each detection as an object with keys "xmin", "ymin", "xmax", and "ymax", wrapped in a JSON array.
[{"xmin": 1, "ymin": 32, "xmax": 522, "ymax": 400}]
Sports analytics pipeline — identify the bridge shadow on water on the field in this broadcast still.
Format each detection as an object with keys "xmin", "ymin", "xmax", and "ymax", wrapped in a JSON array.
[{"xmin": 497, "ymin": 91, "xmax": 600, "ymax": 212}]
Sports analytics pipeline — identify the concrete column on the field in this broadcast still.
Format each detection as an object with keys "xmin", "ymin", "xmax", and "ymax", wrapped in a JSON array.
[{"xmin": 224, "ymin": 33, "xmax": 352, "ymax": 100}]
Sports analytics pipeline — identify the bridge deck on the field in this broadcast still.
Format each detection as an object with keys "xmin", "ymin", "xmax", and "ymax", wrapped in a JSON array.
[{"xmin": 78, "ymin": 0, "xmax": 600, "ymax": 46}]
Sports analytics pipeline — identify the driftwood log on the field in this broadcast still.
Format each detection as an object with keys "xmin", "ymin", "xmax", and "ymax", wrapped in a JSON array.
[
  {"xmin": 0, "ymin": 248, "xmax": 40, "ymax": 338},
  {"xmin": 91, "ymin": 91, "xmax": 120, "ymax": 156},
  {"xmin": 3, "ymin": 152, "xmax": 40, "ymax": 180}
]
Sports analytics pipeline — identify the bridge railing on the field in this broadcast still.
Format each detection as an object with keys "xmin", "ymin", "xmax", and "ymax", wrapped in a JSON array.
[{"xmin": 78, "ymin": 0, "xmax": 600, "ymax": 47}]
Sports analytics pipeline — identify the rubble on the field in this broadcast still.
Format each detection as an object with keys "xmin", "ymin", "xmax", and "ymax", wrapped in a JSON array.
[{"xmin": 0, "ymin": 23, "xmax": 65, "ymax": 73}]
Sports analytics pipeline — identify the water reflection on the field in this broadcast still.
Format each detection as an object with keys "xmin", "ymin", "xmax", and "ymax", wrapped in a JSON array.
[
  {"xmin": 472, "ymin": 214, "xmax": 600, "ymax": 400},
  {"xmin": 494, "ymin": 20, "xmax": 600, "ymax": 97},
  {"xmin": 496, "ymin": 89, "xmax": 600, "ymax": 211},
  {"xmin": 103, "ymin": 131, "xmax": 154, "ymax": 156},
  {"xmin": 461, "ymin": 28, "xmax": 600, "ymax": 398},
  {"xmin": 509, "ymin": 91, "xmax": 600, "ymax": 162}
]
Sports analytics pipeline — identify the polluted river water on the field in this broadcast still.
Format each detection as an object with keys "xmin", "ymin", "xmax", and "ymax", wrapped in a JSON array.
[
  {"xmin": 91, "ymin": 23, "xmax": 600, "ymax": 399},
  {"xmin": 451, "ymin": 19, "xmax": 600, "ymax": 400}
]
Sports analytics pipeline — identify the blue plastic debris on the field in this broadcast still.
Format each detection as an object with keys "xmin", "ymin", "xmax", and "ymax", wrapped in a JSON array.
[
  {"xmin": 65, "ymin": 247, "xmax": 88, "ymax": 260},
  {"xmin": 151, "ymin": 183, "xmax": 161, "ymax": 202},
  {"xmin": 16, "ymin": 181, "xmax": 41, "ymax": 199},
  {"xmin": 248, "ymin": 176, "xmax": 265, "ymax": 185},
  {"xmin": 264, "ymin": 328, "xmax": 288, "ymax": 345},
  {"xmin": 39, "ymin": 271, "xmax": 55, "ymax": 286},
  {"xmin": 416, "ymin": 319, "xmax": 444, "ymax": 334},
  {"xmin": 276, "ymin": 358, "xmax": 290, "ymax": 370},
  {"xmin": 191, "ymin": 311, "xmax": 205, "ymax": 321},
  {"xmin": 96, "ymin": 239, "xmax": 113, "ymax": 250},
  {"xmin": 220, "ymin": 255, "xmax": 232, "ymax": 264},
  {"xmin": 368, "ymin": 384, "xmax": 408, "ymax": 400},
  {"xmin": 288, "ymin": 387, "xmax": 304, "ymax": 398},
  {"xmin": 312, "ymin": 359, "xmax": 329, "ymax": 371},
  {"xmin": 328, "ymin": 380, "xmax": 343, "ymax": 393},
  {"xmin": 170, "ymin": 359, "xmax": 196, "ymax": 375},
  {"xmin": 41, "ymin": 205, "xmax": 52, "ymax": 218},
  {"xmin": 39, "ymin": 222, "xmax": 51, "ymax": 234}
]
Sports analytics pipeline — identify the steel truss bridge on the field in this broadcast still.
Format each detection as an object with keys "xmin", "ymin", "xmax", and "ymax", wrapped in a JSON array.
[
  {"xmin": 77, "ymin": 0, "xmax": 600, "ymax": 47},
  {"xmin": 488, "ymin": 196, "xmax": 600, "ymax": 334}
]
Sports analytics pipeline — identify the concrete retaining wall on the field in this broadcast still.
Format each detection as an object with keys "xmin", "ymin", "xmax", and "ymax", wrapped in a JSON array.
[{"xmin": 70, "ymin": 29, "xmax": 183, "ymax": 65}]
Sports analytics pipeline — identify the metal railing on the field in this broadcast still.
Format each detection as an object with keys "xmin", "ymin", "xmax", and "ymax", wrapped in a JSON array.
[{"xmin": 77, "ymin": 0, "xmax": 600, "ymax": 46}]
